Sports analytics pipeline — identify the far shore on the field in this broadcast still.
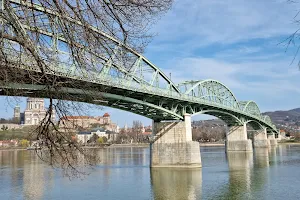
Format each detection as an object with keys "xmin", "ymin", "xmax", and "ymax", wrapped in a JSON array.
[
  {"xmin": 1, "ymin": 141, "xmax": 300, "ymax": 151},
  {"xmin": 109, "ymin": 143, "xmax": 149, "ymax": 148},
  {"xmin": 0, "ymin": 147, "xmax": 27, "ymax": 151},
  {"xmin": 200, "ymin": 143, "xmax": 225, "ymax": 147},
  {"xmin": 109, "ymin": 143, "xmax": 227, "ymax": 147},
  {"xmin": 278, "ymin": 141, "xmax": 300, "ymax": 145}
]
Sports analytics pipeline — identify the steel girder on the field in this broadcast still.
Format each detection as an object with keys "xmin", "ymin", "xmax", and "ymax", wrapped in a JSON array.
[
  {"xmin": 0, "ymin": 0, "xmax": 278, "ymax": 133},
  {"xmin": 239, "ymin": 101, "xmax": 261, "ymax": 118},
  {"xmin": 0, "ymin": 83, "xmax": 184, "ymax": 121},
  {"xmin": 180, "ymin": 79, "xmax": 241, "ymax": 110},
  {"xmin": 263, "ymin": 115, "xmax": 272, "ymax": 125}
]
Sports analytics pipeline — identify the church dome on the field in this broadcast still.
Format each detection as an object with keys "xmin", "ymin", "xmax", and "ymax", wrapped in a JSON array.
[{"xmin": 103, "ymin": 113, "xmax": 110, "ymax": 117}]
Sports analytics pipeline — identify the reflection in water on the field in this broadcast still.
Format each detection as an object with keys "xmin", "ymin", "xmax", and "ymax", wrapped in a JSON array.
[
  {"xmin": 269, "ymin": 144, "xmax": 297, "ymax": 167},
  {"xmin": 23, "ymin": 151, "xmax": 46, "ymax": 200},
  {"xmin": 268, "ymin": 146, "xmax": 277, "ymax": 163},
  {"xmin": 219, "ymin": 150, "xmax": 270, "ymax": 200},
  {"xmin": 274, "ymin": 144, "xmax": 286, "ymax": 164},
  {"xmin": 227, "ymin": 152, "xmax": 253, "ymax": 198},
  {"xmin": 2, "ymin": 146, "xmax": 300, "ymax": 199},
  {"xmin": 151, "ymin": 168, "xmax": 202, "ymax": 200},
  {"xmin": 254, "ymin": 148, "xmax": 269, "ymax": 168},
  {"xmin": 0, "ymin": 150, "xmax": 53, "ymax": 200},
  {"xmin": 0, "ymin": 148, "xmax": 150, "ymax": 200},
  {"xmin": 96, "ymin": 147, "xmax": 149, "ymax": 166},
  {"xmin": 0, "ymin": 150, "xmax": 26, "ymax": 199}
]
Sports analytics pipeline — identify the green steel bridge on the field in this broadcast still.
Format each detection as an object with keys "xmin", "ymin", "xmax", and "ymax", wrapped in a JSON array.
[{"xmin": 0, "ymin": 0, "xmax": 278, "ymax": 133}]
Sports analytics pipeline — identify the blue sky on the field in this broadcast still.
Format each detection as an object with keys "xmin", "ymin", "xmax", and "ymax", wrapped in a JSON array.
[{"xmin": 1, "ymin": 0, "xmax": 300, "ymax": 127}]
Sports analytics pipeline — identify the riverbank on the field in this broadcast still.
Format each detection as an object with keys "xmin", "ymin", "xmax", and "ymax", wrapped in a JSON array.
[
  {"xmin": 0, "ymin": 147, "xmax": 27, "ymax": 151},
  {"xmin": 110, "ymin": 143, "xmax": 226, "ymax": 147},
  {"xmin": 278, "ymin": 141, "xmax": 300, "ymax": 145},
  {"xmin": 2, "ymin": 142, "xmax": 297, "ymax": 151},
  {"xmin": 109, "ymin": 143, "xmax": 149, "ymax": 148},
  {"xmin": 200, "ymin": 143, "xmax": 225, "ymax": 147}
]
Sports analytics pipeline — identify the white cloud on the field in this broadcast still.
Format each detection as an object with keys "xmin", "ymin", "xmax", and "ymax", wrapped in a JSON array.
[
  {"xmin": 164, "ymin": 56, "xmax": 300, "ymax": 99},
  {"xmin": 165, "ymin": 57, "xmax": 243, "ymax": 88},
  {"xmin": 152, "ymin": 0, "xmax": 297, "ymax": 46}
]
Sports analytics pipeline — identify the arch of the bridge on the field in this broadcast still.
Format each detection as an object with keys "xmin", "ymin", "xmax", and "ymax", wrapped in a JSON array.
[
  {"xmin": 180, "ymin": 79, "xmax": 241, "ymax": 110},
  {"xmin": 263, "ymin": 115, "xmax": 272, "ymax": 125},
  {"xmin": 245, "ymin": 120, "xmax": 265, "ymax": 131},
  {"xmin": 266, "ymin": 126, "xmax": 276, "ymax": 134},
  {"xmin": 239, "ymin": 101, "xmax": 262, "ymax": 119},
  {"xmin": 192, "ymin": 110, "xmax": 267, "ymax": 132},
  {"xmin": 192, "ymin": 110, "xmax": 243, "ymax": 126}
]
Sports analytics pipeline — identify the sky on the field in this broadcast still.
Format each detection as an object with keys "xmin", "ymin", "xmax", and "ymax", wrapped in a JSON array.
[{"xmin": 1, "ymin": 0, "xmax": 300, "ymax": 127}]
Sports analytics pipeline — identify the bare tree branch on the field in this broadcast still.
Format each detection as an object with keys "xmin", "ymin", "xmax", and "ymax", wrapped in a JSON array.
[{"xmin": 0, "ymin": 0, "xmax": 173, "ymax": 177}]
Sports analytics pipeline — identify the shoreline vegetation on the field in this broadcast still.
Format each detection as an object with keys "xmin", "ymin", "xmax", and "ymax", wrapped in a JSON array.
[{"xmin": 0, "ymin": 126, "xmax": 36, "ymax": 140}]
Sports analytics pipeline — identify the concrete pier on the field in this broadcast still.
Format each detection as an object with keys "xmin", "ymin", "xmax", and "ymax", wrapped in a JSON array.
[
  {"xmin": 268, "ymin": 133, "xmax": 278, "ymax": 146},
  {"xmin": 226, "ymin": 124, "xmax": 252, "ymax": 152},
  {"xmin": 150, "ymin": 114, "xmax": 201, "ymax": 168},
  {"xmin": 253, "ymin": 128, "xmax": 269, "ymax": 148}
]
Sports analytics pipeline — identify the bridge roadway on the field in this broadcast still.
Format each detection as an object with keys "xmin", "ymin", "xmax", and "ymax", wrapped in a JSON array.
[{"xmin": 0, "ymin": 0, "xmax": 278, "ymax": 167}]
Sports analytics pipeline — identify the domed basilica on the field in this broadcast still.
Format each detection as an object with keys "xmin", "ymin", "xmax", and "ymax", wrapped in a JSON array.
[{"xmin": 14, "ymin": 98, "xmax": 55, "ymax": 125}]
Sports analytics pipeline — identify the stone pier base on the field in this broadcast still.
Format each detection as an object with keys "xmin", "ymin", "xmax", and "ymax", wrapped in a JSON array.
[
  {"xmin": 150, "ymin": 114, "xmax": 201, "ymax": 168},
  {"xmin": 150, "ymin": 141, "xmax": 201, "ymax": 168},
  {"xmin": 268, "ymin": 139, "xmax": 278, "ymax": 146},
  {"xmin": 226, "ymin": 140, "xmax": 253, "ymax": 152},
  {"xmin": 253, "ymin": 140, "xmax": 269, "ymax": 148},
  {"xmin": 253, "ymin": 129, "xmax": 269, "ymax": 148},
  {"xmin": 226, "ymin": 125, "xmax": 253, "ymax": 152},
  {"xmin": 268, "ymin": 134, "xmax": 277, "ymax": 146}
]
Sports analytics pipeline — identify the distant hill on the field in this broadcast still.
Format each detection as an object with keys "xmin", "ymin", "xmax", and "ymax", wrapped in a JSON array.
[
  {"xmin": 191, "ymin": 108, "xmax": 300, "ymax": 126},
  {"xmin": 263, "ymin": 108, "xmax": 300, "ymax": 123}
]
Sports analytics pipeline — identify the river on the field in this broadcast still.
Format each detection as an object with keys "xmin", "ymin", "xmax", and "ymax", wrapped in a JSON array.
[{"xmin": 1, "ymin": 144, "xmax": 300, "ymax": 200}]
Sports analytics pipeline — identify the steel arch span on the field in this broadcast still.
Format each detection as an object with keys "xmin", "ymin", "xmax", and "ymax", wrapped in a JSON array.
[
  {"xmin": 179, "ymin": 79, "xmax": 241, "ymax": 110},
  {"xmin": 0, "ymin": 0, "xmax": 278, "ymax": 133}
]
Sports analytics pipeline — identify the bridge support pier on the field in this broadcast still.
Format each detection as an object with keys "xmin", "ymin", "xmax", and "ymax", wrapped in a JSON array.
[
  {"xmin": 226, "ymin": 124, "xmax": 252, "ymax": 152},
  {"xmin": 253, "ymin": 128, "xmax": 269, "ymax": 148},
  {"xmin": 268, "ymin": 133, "xmax": 277, "ymax": 146},
  {"xmin": 150, "ymin": 114, "xmax": 201, "ymax": 168}
]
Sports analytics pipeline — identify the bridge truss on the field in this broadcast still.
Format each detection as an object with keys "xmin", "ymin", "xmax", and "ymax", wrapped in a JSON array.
[{"xmin": 0, "ymin": 0, "xmax": 278, "ymax": 133}]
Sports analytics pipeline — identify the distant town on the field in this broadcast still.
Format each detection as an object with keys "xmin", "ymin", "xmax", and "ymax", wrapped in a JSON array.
[
  {"xmin": 0, "ymin": 98, "xmax": 152, "ymax": 148},
  {"xmin": 0, "ymin": 98, "xmax": 299, "ymax": 149}
]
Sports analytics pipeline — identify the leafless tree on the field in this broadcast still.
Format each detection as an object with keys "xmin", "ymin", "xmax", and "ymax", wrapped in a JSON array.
[
  {"xmin": 0, "ymin": 0, "xmax": 173, "ymax": 177},
  {"xmin": 283, "ymin": 0, "xmax": 300, "ymax": 69},
  {"xmin": 192, "ymin": 124, "xmax": 226, "ymax": 142},
  {"xmin": 131, "ymin": 120, "xmax": 143, "ymax": 142}
]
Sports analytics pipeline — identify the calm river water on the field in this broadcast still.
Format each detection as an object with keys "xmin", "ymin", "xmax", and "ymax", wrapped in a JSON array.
[{"xmin": 1, "ymin": 145, "xmax": 300, "ymax": 200}]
